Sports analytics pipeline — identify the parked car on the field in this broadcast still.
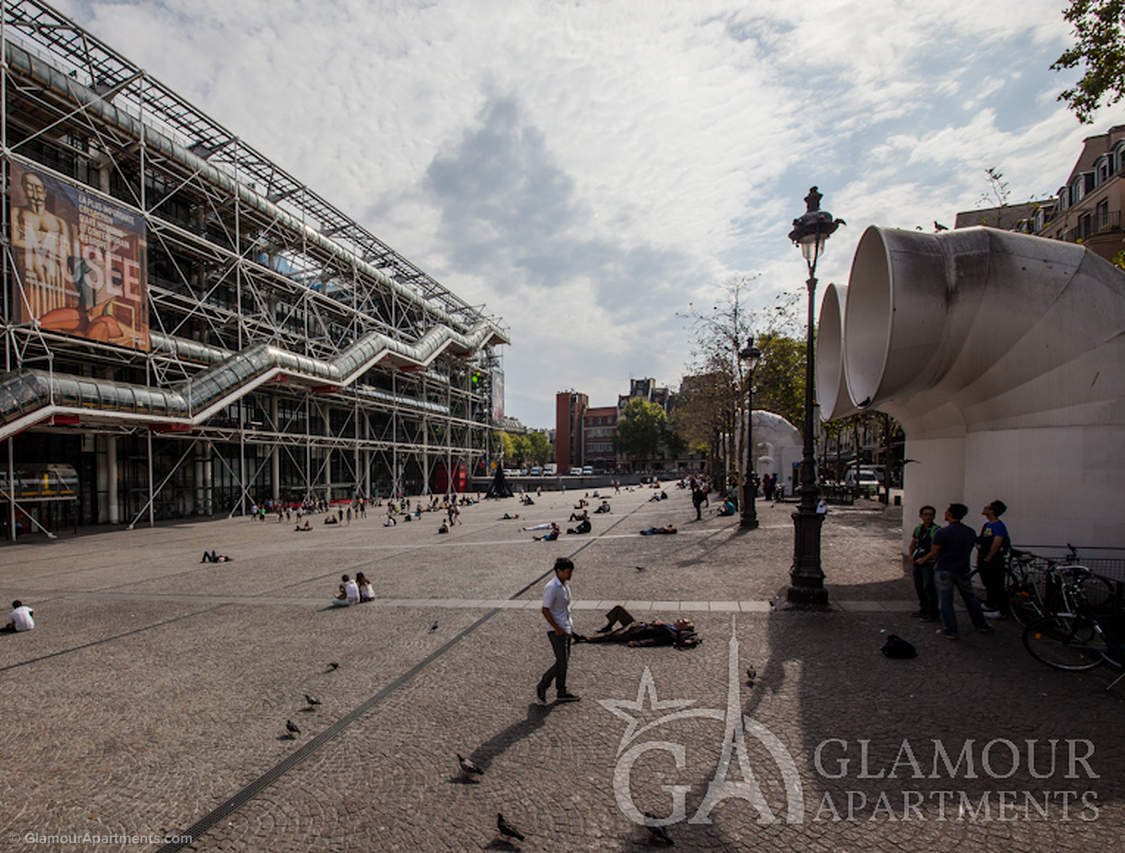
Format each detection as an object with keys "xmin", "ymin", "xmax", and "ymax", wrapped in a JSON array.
[
  {"xmin": 845, "ymin": 466, "xmax": 881, "ymax": 496},
  {"xmin": 582, "ymin": 465, "xmax": 593, "ymax": 475},
  {"xmin": 529, "ymin": 466, "xmax": 542, "ymax": 476},
  {"xmin": 569, "ymin": 466, "xmax": 582, "ymax": 475}
]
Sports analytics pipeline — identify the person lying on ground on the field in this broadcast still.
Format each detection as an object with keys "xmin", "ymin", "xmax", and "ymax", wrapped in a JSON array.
[
  {"xmin": 2, "ymin": 600, "xmax": 34, "ymax": 633},
  {"xmin": 324, "ymin": 515, "xmax": 339, "ymax": 525},
  {"xmin": 200, "ymin": 550, "xmax": 232, "ymax": 563},
  {"xmin": 295, "ymin": 521, "xmax": 312, "ymax": 531},
  {"xmin": 534, "ymin": 523, "xmax": 561, "ymax": 541},
  {"xmin": 639, "ymin": 525, "xmax": 678, "ymax": 535},
  {"xmin": 523, "ymin": 522, "xmax": 555, "ymax": 530},
  {"xmin": 567, "ymin": 518, "xmax": 592, "ymax": 535},
  {"xmin": 574, "ymin": 606, "xmax": 699, "ymax": 648},
  {"xmin": 500, "ymin": 513, "xmax": 521, "ymax": 520},
  {"xmin": 332, "ymin": 574, "xmax": 360, "ymax": 607}
]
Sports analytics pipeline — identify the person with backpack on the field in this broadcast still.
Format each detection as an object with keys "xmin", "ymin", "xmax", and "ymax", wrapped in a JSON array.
[{"xmin": 909, "ymin": 504, "xmax": 940, "ymax": 621}]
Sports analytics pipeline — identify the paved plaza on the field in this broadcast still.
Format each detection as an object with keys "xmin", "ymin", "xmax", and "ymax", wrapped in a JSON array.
[{"xmin": 1, "ymin": 486, "xmax": 1123, "ymax": 852}]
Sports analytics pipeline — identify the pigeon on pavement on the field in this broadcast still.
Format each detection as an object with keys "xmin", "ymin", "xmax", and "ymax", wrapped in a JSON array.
[
  {"xmin": 429, "ymin": 621, "xmax": 439, "ymax": 632},
  {"xmin": 457, "ymin": 754, "xmax": 484, "ymax": 778},
  {"xmin": 497, "ymin": 813, "xmax": 525, "ymax": 842},
  {"xmin": 643, "ymin": 812, "xmax": 675, "ymax": 846},
  {"xmin": 327, "ymin": 662, "xmax": 340, "ymax": 671},
  {"xmin": 285, "ymin": 720, "xmax": 301, "ymax": 737},
  {"xmin": 305, "ymin": 694, "xmax": 321, "ymax": 707},
  {"xmin": 635, "ymin": 565, "xmax": 646, "ymax": 572}
]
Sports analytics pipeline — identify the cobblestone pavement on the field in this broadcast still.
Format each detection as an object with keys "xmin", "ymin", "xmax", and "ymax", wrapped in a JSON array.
[{"xmin": 0, "ymin": 486, "xmax": 1122, "ymax": 852}]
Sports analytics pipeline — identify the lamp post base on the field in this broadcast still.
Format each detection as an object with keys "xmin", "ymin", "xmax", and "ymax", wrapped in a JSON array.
[
  {"xmin": 787, "ymin": 505, "xmax": 829, "ymax": 608},
  {"xmin": 783, "ymin": 582, "xmax": 830, "ymax": 609}
]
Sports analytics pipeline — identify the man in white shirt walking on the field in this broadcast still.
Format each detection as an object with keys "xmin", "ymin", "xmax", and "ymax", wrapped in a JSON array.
[
  {"xmin": 3, "ymin": 600, "xmax": 34, "ymax": 633},
  {"xmin": 537, "ymin": 557, "xmax": 580, "ymax": 703}
]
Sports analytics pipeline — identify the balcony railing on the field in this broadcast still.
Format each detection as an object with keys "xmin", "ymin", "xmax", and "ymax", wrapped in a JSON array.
[{"xmin": 1062, "ymin": 210, "xmax": 1122, "ymax": 243}]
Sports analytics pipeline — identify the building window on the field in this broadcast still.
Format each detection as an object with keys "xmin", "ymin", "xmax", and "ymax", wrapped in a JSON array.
[
  {"xmin": 1096, "ymin": 198, "xmax": 1109, "ymax": 232},
  {"xmin": 1116, "ymin": 142, "xmax": 1125, "ymax": 173},
  {"xmin": 1059, "ymin": 187, "xmax": 1068, "ymax": 210},
  {"xmin": 1071, "ymin": 178, "xmax": 1083, "ymax": 204},
  {"xmin": 1097, "ymin": 156, "xmax": 1110, "ymax": 185},
  {"xmin": 1080, "ymin": 212, "xmax": 1093, "ymax": 239}
]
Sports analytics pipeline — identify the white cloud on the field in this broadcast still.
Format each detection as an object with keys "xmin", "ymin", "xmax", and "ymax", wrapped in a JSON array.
[{"xmin": 48, "ymin": 0, "xmax": 1114, "ymax": 428}]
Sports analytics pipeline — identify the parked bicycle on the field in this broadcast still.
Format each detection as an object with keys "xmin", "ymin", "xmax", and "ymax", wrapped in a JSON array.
[
  {"xmin": 1002, "ymin": 545, "xmax": 1114, "ymax": 627},
  {"xmin": 1021, "ymin": 555, "xmax": 1125, "ymax": 691}
]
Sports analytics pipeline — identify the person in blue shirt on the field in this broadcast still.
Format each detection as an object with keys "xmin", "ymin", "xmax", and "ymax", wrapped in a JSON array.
[
  {"xmin": 922, "ymin": 503, "xmax": 994, "ymax": 640},
  {"xmin": 977, "ymin": 500, "xmax": 1010, "ymax": 617}
]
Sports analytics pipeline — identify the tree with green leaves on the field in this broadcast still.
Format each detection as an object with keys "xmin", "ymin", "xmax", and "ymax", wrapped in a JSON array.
[
  {"xmin": 526, "ymin": 431, "xmax": 553, "ymax": 466},
  {"xmin": 614, "ymin": 398, "xmax": 668, "ymax": 470},
  {"xmin": 1052, "ymin": 0, "xmax": 1125, "ymax": 123}
]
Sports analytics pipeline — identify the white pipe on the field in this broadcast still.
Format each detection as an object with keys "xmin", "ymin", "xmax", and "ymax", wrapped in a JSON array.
[
  {"xmin": 839, "ymin": 225, "xmax": 1125, "ymax": 549},
  {"xmin": 815, "ymin": 284, "xmax": 861, "ymax": 421}
]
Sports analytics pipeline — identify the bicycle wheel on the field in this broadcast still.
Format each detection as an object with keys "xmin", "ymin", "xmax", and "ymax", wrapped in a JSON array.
[
  {"xmin": 1023, "ymin": 615, "xmax": 1107, "ymax": 672},
  {"xmin": 1007, "ymin": 579, "xmax": 1043, "ymax": 627},
  {"xmin": 1075, "ymin": 573, "xmax": 1115, "ymax": 615}
]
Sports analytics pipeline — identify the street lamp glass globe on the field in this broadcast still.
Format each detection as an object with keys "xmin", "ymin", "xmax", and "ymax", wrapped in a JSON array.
[{"xmin": 800, "ymin": 234, "xmax": 823, "ymax": 262}]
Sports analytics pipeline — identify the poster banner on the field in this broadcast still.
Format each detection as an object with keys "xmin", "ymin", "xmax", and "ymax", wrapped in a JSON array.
[
  {"xmin": 10, "ymin": 160, "xmax": 149, "ymax": 350},
  {"xmin": 491, "ymin": 369, "xmax": 505, "ymax": 423}
]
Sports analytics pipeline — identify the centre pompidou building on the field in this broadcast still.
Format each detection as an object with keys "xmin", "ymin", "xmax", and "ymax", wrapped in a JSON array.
[{"xmin": 0, "ymin": 0, "xmax": 508, "ymax": 539}]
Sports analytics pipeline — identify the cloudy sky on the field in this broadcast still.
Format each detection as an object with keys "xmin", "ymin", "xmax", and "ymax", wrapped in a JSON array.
[{"xmin": 55, "ymin": 0, "xmax": 1120, "ymax": 427}]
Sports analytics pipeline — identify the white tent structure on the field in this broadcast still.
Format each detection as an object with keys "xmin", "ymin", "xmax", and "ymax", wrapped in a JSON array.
[
  {"xmin": 741, "ymin": 410, "xmax": 802, "ymax": 492},
  {"xmin": 818, "ymin": 225, "xmax": 1125, "ymax": 552}
]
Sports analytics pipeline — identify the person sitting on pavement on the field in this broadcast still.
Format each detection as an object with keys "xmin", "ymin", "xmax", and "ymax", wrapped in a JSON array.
[
  {"xmin": 639, "ymin": 524, "xmax": 678, "ymax": 535},
  {"xmin": 534, "ymin": 522, "xmax": 561, "ymax": 541},
  {"xmin": 567, "ymin": 517, "xmax": 592, "ymax": 535},
  {"xmin": 521, "ymin": 494, "xmax": 536, "ymax": 506},
  {"xmin": 717, "ymin": 496, "xmax": 737, "ymax": 516},
  {"xmin": 294, "ymin": 520, "xmax": 312, "ymax": 532},
  {"xmin": 593, "ymin": 500, "xmax": 611, "ymax": 514},
  {"xmin": 2, "ymin": 600, "xmax": 34, "ymax": 633},
  {"xmin": 332, "ymin": 574, "xmax": 360, "ymax": 607},
  {"xmin": 324, "ymin": 515, "xmax": 339, "ymax": 525},
  {"xmin": 200, "ymin": 550, "xmax": 232, "ymax": 563},
  {"xmin": 568, "ymin": 508, "xmax": 590, "ymax": 522},
  {"xmin": 574, "ymin": 605, "xmax": 699, "ymax": 648},
  {"xmin": 356, "ymin": 572, "xmax": 375, "ymax": 603},
  {"xmin": 438, "ymin": 519, "xmax": 450, "ymax": 534}
]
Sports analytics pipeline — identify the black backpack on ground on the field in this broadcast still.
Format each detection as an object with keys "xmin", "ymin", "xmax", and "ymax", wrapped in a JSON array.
[{"xmin": 881, "ymin": 634, "xmax": 917, "ymax": 659}]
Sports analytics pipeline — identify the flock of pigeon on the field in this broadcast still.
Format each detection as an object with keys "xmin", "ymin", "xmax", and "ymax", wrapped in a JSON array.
[{"xmin": 278, "ymin": 640, "xmax": 680, "ymax": 844}]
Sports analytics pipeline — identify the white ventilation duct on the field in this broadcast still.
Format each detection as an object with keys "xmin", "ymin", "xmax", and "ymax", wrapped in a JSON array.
[{"xmin": 820, "ymin": 225, "xmax": 1125, "ymax": 550}]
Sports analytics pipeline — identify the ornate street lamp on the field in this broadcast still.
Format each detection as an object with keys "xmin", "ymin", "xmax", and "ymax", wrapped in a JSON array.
[
  {"xmin": 786, "ymin": 187, "xmax": 844, "ymax": 607},
  {"xmin": 740, "ymin": 336, "xmax": 761, "ymax": 530}
]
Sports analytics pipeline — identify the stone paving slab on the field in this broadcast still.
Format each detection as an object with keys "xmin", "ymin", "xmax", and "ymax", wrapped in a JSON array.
[{"xmin": 0, "ymin": 485, "xmax": 1122, "ymax": 852}]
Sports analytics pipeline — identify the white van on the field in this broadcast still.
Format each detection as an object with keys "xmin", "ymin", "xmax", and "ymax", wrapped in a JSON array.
[
  {"xmin": 542, "ymin": 463, "xmax": 557, "ymax": 475},
  {"xmin": 529, "ymin": 466, "xmax": 542, "ymax": 476},
  {"xmin": 569, "ymin": 466, "xmax": 582, "ymax": 475},
  {"xmin": 845, "ymin": 466, "xmax": 881, "ymax": 496},
  {"xmin": 582, "ymin": 465, "xmax": 593, "ymax": 476}
]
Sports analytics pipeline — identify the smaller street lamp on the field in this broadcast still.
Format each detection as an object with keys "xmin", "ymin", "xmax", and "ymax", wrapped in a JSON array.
[{"xmin": 740, "ymin": 335, "xmax": 762, "ymax": 530}]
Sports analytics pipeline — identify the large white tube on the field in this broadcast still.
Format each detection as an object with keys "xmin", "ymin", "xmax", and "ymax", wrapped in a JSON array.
[
  {"xmin": 815, "ymin": 284, "xmax": 862, "ymax": 421},
  {"xmin": 841, "ymin": 225, "xmax": 1125, "ymax": 550}
]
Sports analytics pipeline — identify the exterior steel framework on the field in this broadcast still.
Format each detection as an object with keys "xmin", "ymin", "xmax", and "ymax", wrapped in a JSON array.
[{"xmin": 0, "ymin": 0, "xmax": 508, "ymax": 540}]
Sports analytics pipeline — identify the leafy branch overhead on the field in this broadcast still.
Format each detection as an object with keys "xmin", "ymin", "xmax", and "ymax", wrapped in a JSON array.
[{"xmin": 1053, "ymin": 0, "xmax": 1125, "ymax": 123}]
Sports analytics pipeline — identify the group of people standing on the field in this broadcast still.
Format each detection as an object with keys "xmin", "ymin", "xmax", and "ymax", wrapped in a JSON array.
[{"xmin": 909, "ymin": 499, "xmax": 1010, "ymax": 639}]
